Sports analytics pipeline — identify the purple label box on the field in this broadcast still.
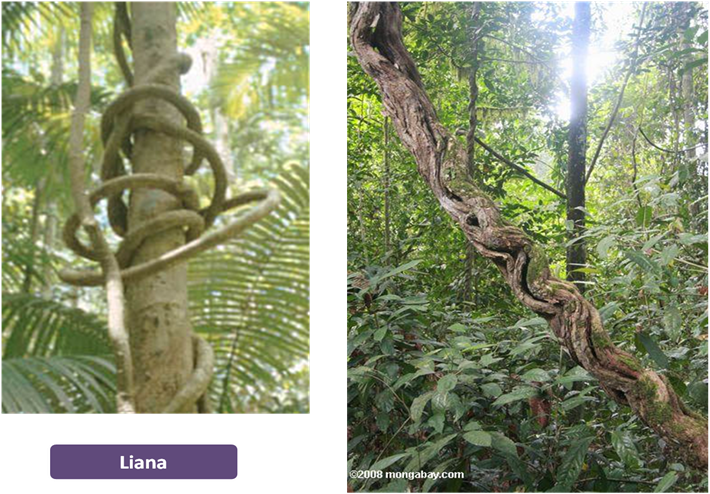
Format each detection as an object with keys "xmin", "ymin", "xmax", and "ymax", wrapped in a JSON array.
[{"xmin": 47, "ymin": 443, "xmax": 240, "ymax": 482}]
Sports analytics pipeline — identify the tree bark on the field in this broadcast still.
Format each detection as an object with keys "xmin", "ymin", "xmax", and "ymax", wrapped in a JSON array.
[
  {"xmin": 127, "ymin": 2, "xmax": 194, "ymax": 413},
  {"xmin": 350, "ymin": 2, "xmax": 707, "ymax": 469},
  {"xmin": 566, "ymin": 2, "xmax": 590, "ymax": 292}
]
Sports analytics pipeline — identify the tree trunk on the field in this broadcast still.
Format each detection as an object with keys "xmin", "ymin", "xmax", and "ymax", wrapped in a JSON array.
[
  {"xmin": 349, "ymin": 2, "xmax": 707, "ymax": 469},
  {"xmin": 127, "ymin": 2, "xmax": 194, "ymax": 413},
  {"xmin": 566, "ymin": 2, "xmax": 590, "ymax": 293}
]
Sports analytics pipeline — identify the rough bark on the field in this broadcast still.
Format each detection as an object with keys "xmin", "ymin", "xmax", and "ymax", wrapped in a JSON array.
[{"xmin": 350, "ymin": 2, "xmax": 707, "ymax": 469}]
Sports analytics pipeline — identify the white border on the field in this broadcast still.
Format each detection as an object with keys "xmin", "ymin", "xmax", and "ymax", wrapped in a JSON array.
[{"xmin": 47, "ymin": 442, "xmax": 242, "ymax": 482}]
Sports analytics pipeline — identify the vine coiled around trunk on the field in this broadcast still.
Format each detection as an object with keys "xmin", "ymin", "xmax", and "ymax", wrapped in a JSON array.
[{"xmin": 60, "ymin": 4, "xmax": 279, "ymax": 413}]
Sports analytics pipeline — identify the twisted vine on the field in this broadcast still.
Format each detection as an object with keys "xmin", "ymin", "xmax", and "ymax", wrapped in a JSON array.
[
  {"xmin": 350, "ymin": 2, "xmax": 707, "ymax": 468},
  {"xmin": 60, "ymin": 3, "xmax": 279, "ymax": 413}
]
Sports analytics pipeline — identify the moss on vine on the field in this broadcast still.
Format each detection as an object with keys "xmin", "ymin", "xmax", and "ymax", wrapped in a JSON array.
[
  {"xmin": 591, "ymin": 328, "xmax": 614, "ymax": 350},
  {"xmin": 618, "ymin": 354, "xmax": 643, "ymax": 373},
  {"xmin": 634, "ymin": 375, "xmax": 673, "ymax": 427},
  {"xmin": 526, "ymin": 245, "xmax": 549, "ymax": 288},
  {"xmin": 445, "ymin": 167, "xmax": 482, "ymax": 200}
]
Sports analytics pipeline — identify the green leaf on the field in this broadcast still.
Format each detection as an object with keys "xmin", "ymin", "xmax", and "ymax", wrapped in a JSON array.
[
  {"xmin": 461, "ymin": 343, "xmax": 496, "ymax": 353},
  {"xmin": 683, "ymin": 26, "xmax": 699, "ymax": 42},
  {"xmin": 492, "ymin": 386, "xmax": 537, "ymax": 407},
  {"xmin": 427, "ymin": 412, "xmax": 445, "ymax": 434},
  {"xmin": 642, "ymin": 233, "xmax": 666, "ymax": 252},
  {"xmin": 370, "ymin": 453, "xmax": 410, "ymax": 471},
  {"xmin": 636, "ymin": 332, "xmax": 669, "ymax": 368},
  {"xmin": 654, "ymin": 472, "xmax": 678, "ymax": 492},
  {"xmin": 479, "ymin": 353, "xmax": 500, "ymax": 366},
  {"xmin": 411, "ymin": 391, "xmax": 435, "ymax": 422},
  {"xmin": 404, "ymin": 434, "xmax": 457, "ymax": 472},
  {"xmin": 448, "ymin": 322, "xmax": 467, "ymax": 332},
  {"xmin": 431, "ymin": 389, "xmax": 451, "ymax": 412},
  {"xmin": 598, "ymin": 302, "xmax": 620, "ymax": 323},
  {"xmin": 370, "ymin": 259, "xmax": 422, "ymax": 286},
  {"xmin": 514, "ymin": 317, "xmax": 548, "ymax": 328},
  {"xmin": 678, "ymin": 233, "xmax": 707, "ymax": 246},
  {"xmin": 683, "ymin": 57, "xmax": 707, "ymax": 73},
  {"xmin": 635, "ymin": 206, "xmax": 653, "ymax": 227},
  {"xmin": 625, "ymin": 250, "xmax": 658, "ymax": 272},
  {"xmin": 573, "ymin": 267, "xmax": 599, "ymax": 274},
  {"xmin": 464, "ymin": 421, "xmax": 482, "ymax": 431},
  {"xmin": 480, "ymin": 382, "xmax": 503, "ymax": 398},
  {"xmin": 520, "ymin": 368, "xmax": 551, "ymax": 382},
  {"xmin": 376, "ymin": 412, "xmax": 390, "ymax": 432},
  {"xmin": 662, "ymin": 306, "xmax": 682, "ymax": 339},
  {"xmin": 611, "ymin": 429, "xmax": 641, "ymax": 469},
  {"xmin": 490, "ymin": 432, "xmax": 518, "ymax": 457},
  {"xmin": 510, "ymin": 334, "xmax": 548, "ymax": 352},
  {"xmin": 687, "ymin": 381, "xmax": 708, "ymax": 409},
  {"xmin": 471, "ymin": 316, "xmax": 496, "ymax": 324},
  {"xmin": 597, "ymin": 235, "xmax": 616, "ymax": 259},
  {"xmin": 659, "ymin": 244, "xmax": 680, "ymax": 266},
  {"xmin": 561, "ymin": 395, "xmax": 595, "ymax": 411},
  {"xmin": 556, "ymin": 366, "xmax": 594, "ymax": 386},
  {"xmin": 463, "ymin": 430, "xmax": 492, "ymax": 447},
  {"xmin": 348, "ymin": 366, "xmax": 372, "ymax": 378},
  {"xmin": 422, "ymin": 459, "xmax": 458, "ymax": 492},
  {"xmin": 552, "ymin": 436, "xmax": 593, "ymax": 491},
  {"xmin": 373, "ymin": 327, "xmax": 387, "ymax": 341},
  {"xmin": 437, "ymin": 374, "xmax": 458, "ymax": 393},
  {"xmin": 376, "ymin": 294, "xmax": 402, "ymax": 302}
]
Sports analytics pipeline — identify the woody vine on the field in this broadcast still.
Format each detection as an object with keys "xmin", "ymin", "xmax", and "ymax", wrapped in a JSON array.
[
  {"xmin": 349, "ymin": 2, "xmax": 707, "ymax": 469},
  {"xmin": 64, "ymin": 3, "xmax": 279, "ymax": 413}
]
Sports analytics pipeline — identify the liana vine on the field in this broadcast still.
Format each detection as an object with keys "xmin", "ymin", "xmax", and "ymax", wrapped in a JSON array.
[{"xmin": 61, "ymin": 2, "xmax": 279, "ymax": 413}]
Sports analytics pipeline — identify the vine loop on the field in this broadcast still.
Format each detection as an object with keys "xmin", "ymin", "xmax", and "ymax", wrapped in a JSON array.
[
  {"xmin": 60, "ymin": 4, "xmax": 280, "ymax": 413},
  {"xmin": 59, "ymin": 50, "xmax": 279, "ymax": 287}
]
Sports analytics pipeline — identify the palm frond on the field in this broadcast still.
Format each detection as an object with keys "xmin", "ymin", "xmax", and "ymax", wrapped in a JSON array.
[
  {"xmin": 1, "ymin": 220, "xmax": 57, "ymax": 293},
  {"xmin": 210, "ymin": 2, "xmax": 309, "ymax": 120},
  {"xmin": 2, "ymin": 355, "xmax": 116, "ymax": 413},
  {"xmin": 2, "ymin": 293, "xmax": 111, "ymax": 358},
  {"xmin": 1, "ymin": 2, "xmax": 75, "ymax": 55},
  {"xmin": 189, "ymin": 162, "xmax": 309, "ymax": 413}
]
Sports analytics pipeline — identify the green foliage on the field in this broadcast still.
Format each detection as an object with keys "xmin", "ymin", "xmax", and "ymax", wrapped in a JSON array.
[
  {"xmin": 463, "ymin": 430, "xmax": 492, "ymax": 448},
  {"xmin": 189, "ymin": 163, "xmax": 309, "ymax": 413},
  {"xmin": 611, "ymin": 429, "xmax": 641, "ymax": 470},
  {"xmin": 552, "ymin": 437, "xmax": 594, "ymax": 491},
  {"xmin": 2, "ymin": 356, "xmax": 116, "ymax": 413},
  {"xmin": 2, "ymin": 293, "xmax": 111, "ymax": 358}
]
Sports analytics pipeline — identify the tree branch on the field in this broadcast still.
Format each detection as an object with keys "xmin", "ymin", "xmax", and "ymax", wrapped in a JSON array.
[
  {"xmin": 473, "ymin": 136, "xmax": 567, "ymax": 200},
  {"xmin": 639, "ymin": 126, "xmax": 705, "ymax": 154}
]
